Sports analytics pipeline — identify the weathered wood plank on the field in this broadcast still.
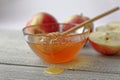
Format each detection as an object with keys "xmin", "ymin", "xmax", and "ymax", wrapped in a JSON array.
[
  {"xmin": 0, "ymin": 64, "xmax": 120, "ymax": 80},
  {"xmin": 0, "ymin": 30, "xmax": 120, "ymax": 74}
]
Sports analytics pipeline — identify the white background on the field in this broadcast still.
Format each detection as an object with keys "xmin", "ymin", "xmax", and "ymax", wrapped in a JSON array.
[{"xmin": 0, "ymin": 0, "xmax": 120, "ymax": 30}]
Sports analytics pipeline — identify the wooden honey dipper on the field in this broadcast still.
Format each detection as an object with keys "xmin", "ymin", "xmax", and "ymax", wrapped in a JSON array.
[{"xmin": 47, "ymin": 6, "xmax": 119, "ymax": 37}]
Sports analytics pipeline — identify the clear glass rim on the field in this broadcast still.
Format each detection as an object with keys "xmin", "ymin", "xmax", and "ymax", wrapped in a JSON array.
[{"xmin": 22, "ymin": 23, "xmax": 90, "ymax": 37}]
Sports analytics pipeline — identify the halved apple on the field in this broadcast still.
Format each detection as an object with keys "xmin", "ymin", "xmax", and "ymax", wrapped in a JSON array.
[
  {"xmin": 89, "ymin": 31, "xmax": 120, "ymax": 55},
  {"xmin": 96, "ymin": 21, "xmax": 120, "ymax": 32}
]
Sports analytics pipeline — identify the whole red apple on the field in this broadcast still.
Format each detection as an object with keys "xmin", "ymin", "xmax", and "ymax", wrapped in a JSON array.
[
  {"xmin": 62, "ymin": 14, "xmax": 93, "ymax": 32},
  {"xmin": 89, "ymin": 31, "xmax": 120, "ymax": 55},
  {"xmin": 26, "ymin": 12, "xmax": 59, "ymax": 33},
  {"xmin": 25, "ymin": 25, "xmax": 42, "ymax": 34}
]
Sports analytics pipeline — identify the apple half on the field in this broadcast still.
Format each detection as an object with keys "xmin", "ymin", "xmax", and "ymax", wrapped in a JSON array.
[
  {"xmin": 89, "ymin": 31, "xmax": 120, "ymax": 55},
  {"xmin": 96, "ymin": 21, "xmax": 120, "ymax": 32}
]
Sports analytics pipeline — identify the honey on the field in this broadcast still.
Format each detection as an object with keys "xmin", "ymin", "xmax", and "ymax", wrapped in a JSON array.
[
  {"xmin": 27, "ymin": 34, "xmax": 87, "ymax": 63},
  {"xmin": 45, "ymin": 66, "xmax": 64, "ymax": 75}
]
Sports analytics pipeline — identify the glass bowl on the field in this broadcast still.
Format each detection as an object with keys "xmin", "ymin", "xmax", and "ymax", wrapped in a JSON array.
[{"xmin": 23, "ymin": 23, "xmax": 90, "ymax": 63}]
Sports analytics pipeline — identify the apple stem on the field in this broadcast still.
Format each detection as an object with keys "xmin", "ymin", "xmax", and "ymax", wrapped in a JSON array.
[{"xmin": 80, "ymin": 13, "xmax": 83, "ymax": 17}]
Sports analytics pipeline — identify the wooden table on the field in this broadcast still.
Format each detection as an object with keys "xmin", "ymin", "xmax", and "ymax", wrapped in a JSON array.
[{"xmin": 0, "ymin": 29, "xmax": 120, "ymax": 80}]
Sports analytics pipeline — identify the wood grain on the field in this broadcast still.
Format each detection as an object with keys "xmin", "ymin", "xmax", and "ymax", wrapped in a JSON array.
[
  {"xmin": 0, "ymin": 29, "xmax": 120, "ymax": 79},
  {"xmin": 0, "ymin": 64, "xmax": 120, "ymax": 80}
]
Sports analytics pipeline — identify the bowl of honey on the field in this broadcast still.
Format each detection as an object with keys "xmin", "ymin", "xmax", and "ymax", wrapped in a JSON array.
[{"xmin": 23, "ymin": 23, "xmax": 90, "ymax": 63}]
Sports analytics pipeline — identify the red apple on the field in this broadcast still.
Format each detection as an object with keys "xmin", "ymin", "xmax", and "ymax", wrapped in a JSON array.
[
  {"xmin": 89, "ymin": 31, "xmax": 120, "ymax": 55},
  {"xmin": 26, "ymin": 12, "xmax": 59, "ymax": 33},
  {"xmin": 62, "ymin": 14, "xmax": 93, "ymax": 32},
  {"xmin": 25, "ymin": 25, "xmax": 42, "ymax": 34}
]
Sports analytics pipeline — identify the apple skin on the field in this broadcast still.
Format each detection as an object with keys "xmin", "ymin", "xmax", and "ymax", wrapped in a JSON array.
[
  {"xmin": 26, "ymin": 12, "xmax": 59, "ymax": 33},
  {"xmin": 62, "ymin": 15, "xmax": 84, "ymax": 31},
  {"xmin": 26, "ymin": 25, "xmax": 42, "ymax": 34},
  {"xmin": 62, "ymin": 15, "xmax": 93, "ymax": 32},
  {"xmin": 83, "ymin": 17, "xmax": 94, "ymax": 33},
  {"xmin": 89, "ymin": 32, "xmax": 120, "ymax": 56},
  {"xmin": 89, "ymin": 39, "xmax": 120, "ymax": 55}
]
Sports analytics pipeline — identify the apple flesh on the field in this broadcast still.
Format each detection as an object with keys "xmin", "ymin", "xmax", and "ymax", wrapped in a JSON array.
[
  {"xmin": 96, "ymin": 21, "xmax": 120, "ymax": 32},
  {"xmin": 62, "ymin": 14, "xmax": 93, "ymax": 32},
  {"xmin": 89, "ymin": 31, "xmax": 120, "ymax": 55},
  {"xmin": 26, "ymin": 12, "xmax": 59, "ymax": 33}
]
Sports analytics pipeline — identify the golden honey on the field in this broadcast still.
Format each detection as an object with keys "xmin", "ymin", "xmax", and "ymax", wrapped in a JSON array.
[
  {"xmin": 28, "ymin": 34, "xmax": 87, "ymax": 63},
  {"xmin": 45, "ymin": 66, "xmax": 64, "ymax": 75}
]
